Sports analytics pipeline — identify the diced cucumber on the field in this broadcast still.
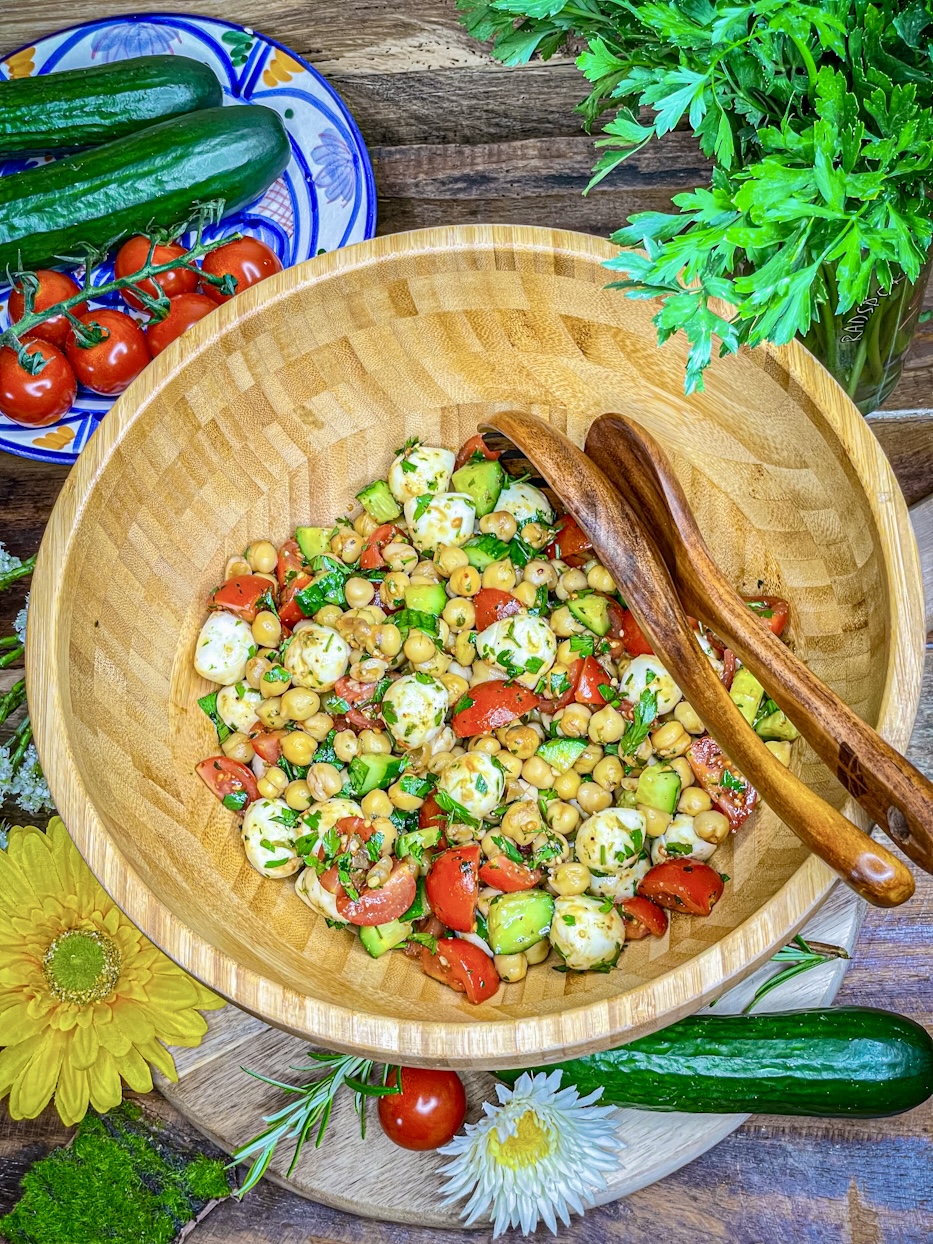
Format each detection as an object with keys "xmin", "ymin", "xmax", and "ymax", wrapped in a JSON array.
[
  {"xmin": 452, "ymin": 459, "xmax": 506, "ymax": 518},
  {"xmin": 635, "ymin": 765, "xmax": 682, "ymax": 814},
  {"xmin": 344, "ymin": 752, "xmax": 407, "ymax": 797},
  {"xmin": 755, "ymin": 709, "xmax": 800, "ymax": 741},
  {"xmin": 487, "ymin": 890, "xmax": 554, "ymax": 955},
  {"xmin": 404, "ymin": 583, "xmax": 448, "ymax": 615},
  {"xmin": 397, "ymin": 827, "xmax": 442, "ymax": 860},
  {"xmin": 463, "ymin": 534, "xmax": 511, "ymax": 570},
  {"xmin": 568, "ymin": 594, "xmax": 611, "ymax": 636},
  {"xmin": 401, "ymin": 876, "xmax": 431, "ymax": 921},
  {"xmin": 359, "ymin": 919, "xmax": 414, "ymax": 958},
  {"xmin": 536, "ymin": 737, "xmax": 587, "ymax": 773},
  {"xmin": 730, "ymin": 666, "xmax": 765, "ymax": 726},
  {"xmin": 295, "ymin": 526, "xmax": 331, "ymax": 561},
  {"xmin": 356, "ymin": 479, "xmax": 402, "ymax": 523}
]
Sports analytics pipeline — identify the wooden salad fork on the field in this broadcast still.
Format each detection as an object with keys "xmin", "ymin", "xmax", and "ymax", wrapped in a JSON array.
[
  {"xmin": 480, "ymin": 410, "xmax": 914, "ymax": 908},
  {"xmin": 585, "ymin": 412, "xmax": 933, "ymax": 879}
]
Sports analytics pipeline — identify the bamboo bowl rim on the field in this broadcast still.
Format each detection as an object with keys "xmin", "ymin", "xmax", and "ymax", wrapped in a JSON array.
[{"xmin": 28, "ymin": 225, "xmax": 925, "ymax": 1067}]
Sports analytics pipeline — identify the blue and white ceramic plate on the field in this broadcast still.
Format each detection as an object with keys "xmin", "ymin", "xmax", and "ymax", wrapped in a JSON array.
[{"xmin": 0, "ymin": 14, "xmax": 377, "ymax": 464}]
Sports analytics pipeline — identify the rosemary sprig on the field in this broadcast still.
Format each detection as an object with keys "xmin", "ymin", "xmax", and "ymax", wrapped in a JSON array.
[
  {"xmin": 230, "ymin": 1052, "xmax": 400, "ymax": 1196},
  {"xmin": 743, "ymin": 934, "xmax": 849, "ymax": 1014}
]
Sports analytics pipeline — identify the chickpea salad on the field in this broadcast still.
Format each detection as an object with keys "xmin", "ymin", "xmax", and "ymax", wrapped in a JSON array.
[{"xmin": 194, "ymin": 434, "xmax": 798, "ymax": 1001}]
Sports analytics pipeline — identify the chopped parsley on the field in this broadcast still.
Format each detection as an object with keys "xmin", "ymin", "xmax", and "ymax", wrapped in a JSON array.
[
  {"xmin": 197, "ymin": 691, "xmax": 231, "ymax": 745},
  {"xmin": 407, "ymin": 931, "xmax": 438, "ymax": 954},
  {"xmin": 569, "ymin": 635, "xmax": 596, "ymax": 656},
  {"xmin": 491, "ymin": 835, "xmax": 523, "ymax": 864},
  {"xmin": 221, "ymin": 790, "xmax": 248, "ymax": 811},
  {"xmin": 452, "ymin": 692, "xmax": 475, "ymax": 716},
  {"xmin": 413, "ymin": 493, "xmax": 434, "ymax": 522},
  {"xmin": 381, "ymin": 700, "xmax": 398, "ymax": 725},
  {"xmin": 400, "ymin": 773, "xmax": 436, "ymax": 798},
  {"xmin": 720, "ymin": 769, "xmax": 746, "ymax": 794},
  {"xmin": 619, "ymin": 688, "xmax": 659, "ymax": 756},
  {"xmin": 435, "ymin": 789, "xmax": 479, "ymax": 828}
]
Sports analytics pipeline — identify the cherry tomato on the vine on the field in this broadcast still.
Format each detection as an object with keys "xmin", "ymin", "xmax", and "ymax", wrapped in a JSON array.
[
  {"xmin": 200, "ymin": 237, "xmax": 282, "ymax": 304},
  {"xmin": 0, "ymin": 341, "xmax": 76, "ymax": 426},
  {"xmin": 114, "ymin": 235, "xmax": 198, "ymax": 310},
  {"xmin": 377, "ymin": 1066, "xmax": 467, "ymax": 1151},
  {"xmin": 7, "ymin": 270, "xmax": 87, "ymax": 348},
  {"xmin": 146, "ymin": 292, "xmax": 216, "ymax": 357},
  {"xmin": 66, "ymin": 309, "xmax": 150, "ymax": 396}
]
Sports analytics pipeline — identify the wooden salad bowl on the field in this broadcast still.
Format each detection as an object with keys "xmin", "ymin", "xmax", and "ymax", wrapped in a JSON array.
[{"xmin": 28, "ymin": 224, "xmax": 925, "ymax": 1068}]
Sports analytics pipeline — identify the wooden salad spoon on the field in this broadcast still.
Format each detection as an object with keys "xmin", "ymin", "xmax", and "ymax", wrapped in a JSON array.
[
  {"xmin": 480, "ymin": 410, "xmax": 914, "ymax": 908},
  {"xmin": 585, "ymin": 412, "xmax": 933, "ymax": 878}
]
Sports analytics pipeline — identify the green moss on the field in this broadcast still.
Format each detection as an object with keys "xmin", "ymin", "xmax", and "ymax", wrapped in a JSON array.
[{"xmin": 0, "ymin": 1102, "xmax": 233, "ymax": 1244}]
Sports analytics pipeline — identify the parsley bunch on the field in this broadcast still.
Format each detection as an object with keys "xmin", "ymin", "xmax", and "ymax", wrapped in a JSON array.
[{"xmin": 459, "ymin": 0, "xmax": 933, "ymax": 405}]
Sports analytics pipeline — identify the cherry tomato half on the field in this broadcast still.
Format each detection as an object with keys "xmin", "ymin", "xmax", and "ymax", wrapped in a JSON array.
[
  {"xmin": 544, "ymin": 514, "xmax": 592, "ymax": 567},
  {"xmin": 450, "ymin": 679, "xmax": 540, "ymax": 738},
  {"xmin": 378, "ymin": 1066, "xmax": 467, "ymax": 1151},
  {"xmin": 196, "ymin": 756, "xmax": 260, "ymax": 805},
  {"xmin": 721, "ymin": 647, "xmax": 737, "ymax": 690},
  {"xmin": 426, "ymin": 845, "xmax": 480, "ymax": 932},
  {"xmin": 419, "ymin": 792, "xmax": 448, "ymax": 835},
  {"xmin": 115, "ymin": 235, "xmax": 198, "ymax": 311},
  {"xmin": 248, "ymin": 729, "xmax": 286, "ymax": 765},
  {"xmin": 473, "ymin": 587, "xmax": 522, "ymax": 632},
  {"xmin": 360, "ymin": 522, "xmax": 405, "ymax": 571},
  {"xmin": 744, "ymin": 595, "xmax": 790, "ymax": 637},
  {"xmin": 66, "ymin": 309, "xmax": 150, "ymax": 396},
  {"xmin": 210, "ymin": 574, "xmax": 274, "ymax": 623},
  {"xmin": 613, "ymin": 606, "xmax": 654, "ymax": 657},
  {"xmin": 478, "ymin": 854, "xmax": 542, "ymax": 892},
  {"xmin": 200, "ymin": 236, "xmax": 283, "ymax": 304},
  {"xmin": 574, "ymin": 654, "xmax": 611, "ymax": 706},
  {"xmin": 454, "ymin": 433, "xmax": 502, "ymax": 472},
  {"xmin": 618, "ymin": 896, "xmax": 669, "ymax": 939},
  {"xmin": 638, "ymin": 860, "xmax": 725, "ymax": 916},
  {"xmin": 278, "ymin": 572, "xmax": 312, "ymax": 629},
  {"xmin": 146, "ymin": 292, "xmax": 216, "ymax": 357},
  {"xmin": 686, "ymin": 735, "xmax": 758, "ymax": 830},
  {"xmin": 8, "ymin": 270, "xmax": 87, "ymax": 348},
  {"xmin": 0, "ymin": 341, "xmax": 76, "ymax": 426},
  {"xmin": 276, "ymin": 538, "xmax": 305, "ymax": 589},
  {"xmin": 336, "ymin": 858, "xmax": 417, "ymax": 926},
  {"xmin": 419, "ymin": 937, "xmax": 500, "ymax": 1004}
]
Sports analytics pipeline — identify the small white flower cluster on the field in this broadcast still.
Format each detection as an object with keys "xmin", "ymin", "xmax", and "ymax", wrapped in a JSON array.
[
  {"xmin": 0, "ymin": 546, "xmax": 22, "ymax": 577},
  {"xmin": 14, "ymin": 598, "xmax": 27, "ymax": 647},
  {"xmin": 1, "ymin": 743, "xmax": 53, "ymax": 816}
]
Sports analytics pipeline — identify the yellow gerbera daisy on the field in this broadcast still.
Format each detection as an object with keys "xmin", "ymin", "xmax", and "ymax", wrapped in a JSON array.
[{"xmin": 0, "ymin": 817, "xmax": 223, "ymax": 1125}]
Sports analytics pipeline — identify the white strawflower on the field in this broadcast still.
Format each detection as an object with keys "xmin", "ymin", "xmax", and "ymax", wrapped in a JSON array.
[
  {"xmin": 10, "ymin": 746, "xmax": 53, "ymax": 815},
  {"xmin": 13, "ymin": 598, "xmax": 27, "ymax": 646},
  {"xmin": 438, "ymin": 1071, "xmax": 624, "ymax": 1236},
  {"xmin": 0, "ymin": 545, "xmax": 22, "ymax": 577}
]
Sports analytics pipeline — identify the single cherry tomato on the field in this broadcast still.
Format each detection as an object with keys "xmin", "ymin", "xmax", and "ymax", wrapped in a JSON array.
[
  {"xmin": 619, "ymin": 896, "xmax": 669, "ymax": 939},
  {"xmin": 454, "ymin": 433, "xmax": 502, "ymax": 472},
  {"xmin": 114, "ymin": 235, "xmax": 198, "ymax": 310},
  {"xmin": 638, "ymin": 859, "xmax": 725, "ymax": 916},
  {"xmin": 0, "ymin": 341, "xmax": 76, "ymax": 426},
  {"xmin": 419, "ymin": 937, "xmax": 500, "ymax": 1004},
  {"xmin": 66, "ymin": 309, "xmax": 150, "ymax": 396},
  {"xmin": 478, "ymin": 854, "xmax": 542, "ymax": 892},
  {"xmin": 146, "ymin": 292, "xmax": 216, "ymax": 357},
  {"xmin": 426, "ymin": 845, "xmax": 481, "ymax": 933},
  {"xmin": 419, "ymin": 792, "xmax": 447, "ymax": 833},
  {"xmin": 336, "ymin": 858, "xmax": 417, "ymax": 926},
  {"xmin": 200, "ymin": 236, "xmax": 283, "ymax": 304},
  {"xmin": 276, "ymin": 538, "xmax": 305, "ymax": 589},
  {"xmin": 473, "ymin": 587, "xmax": 522, "ymax": 632},
  {"xmin": 451, "ymin": 679, "xmax": 541, "ymax": 738},
  {"xmin": 360, "ymin": 522, "xmax": 405, "ymax": 571},
  {"xmin": 196, "ymin": 756, "xmax": 260, "ymax": 805},
  {"xmin": 378, "ymin": 1066, "xmax": 467, "ymax": 1151},
  {"xmin": 8, "ymin": 270, "xmax": 87, "ymax": 348},
  {"xmin": 721, "ymin": 647, "xmax": 737, "ymax": 690},
  {"xmin": 333, "ymin": 675, "xmax": 378, "ymax": 730},
  {"xmin": 614, "ymin": 606, "xmax": 654, "ymax": 657},
  {"xmin": 210, "ymin": 574, "xmax": 274, "ymax": 623},
  {"xmin": 744, "ymin": 595, "xmax": 790, "ymax": 637},
  {"xmin": 686, "ymin": 735, "xmax": 758, "ymax": 829},
  {"xmin": 574, "ymin": 654, "xmax": 611, "ymax": 706},
  {"xmin": 544, "ymin": 514, "xmax": 592, "ymax": 567},
  {"xmin": 278, "ymin": 572, "xmax": 312, "ymax": 629},
  {"xmin": 248, "ymin": 729, "xmax": 286, "ymax": 765}
]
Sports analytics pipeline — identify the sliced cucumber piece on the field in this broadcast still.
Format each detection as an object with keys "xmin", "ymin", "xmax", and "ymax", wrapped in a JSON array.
[
  {"xmin": 344, "ymin": 752, "xmax": 407, "ymax": 797},
  {"xmin": 755, "ymin": 709, "xmax": 800, "ymax": 741},
  {"xmin": 356, "ymin": 479, "xmax": 402, "ymax": 523},
  {"xmin": 401, "ymin": 876, "xmax": 431, "ymax": 921},
  {"xmin": 295, "ymin": 526, "xmax": 331, "ymax": 561},
  {"xmin": 536, "ymin": 737, "xmax": 587, "ymax": 773},
  {"xmin": 359, "ymin": 919, "xmax": 413, "ymax": 958},
  {"xmin": 404, "ymin": 583, "xmax": 448, "ymax": 615},
  {"xmin": 463, "ymin": 533, "xmax": 511, "ymax": 570},
  {"xmin": 568, "ymin": 594, "xmax": 611, "ymax": 637},
  {"xmin": 635, "ymin": 765, "xmax": 682, "ymax": 814},
  {"xmin": 487, "ymin": 890, "xmax": 554, "ymax": 955},
  {"xmin": 730, "ymin": 666, "xmax": 765, "ymax": 726},
  {"xmin": 451, "ymin": 459, "xmax": 506, "ymax": 518},
  {"xmin": 397, "ymin": 827, "xmax": 442, "ymax": 861}
]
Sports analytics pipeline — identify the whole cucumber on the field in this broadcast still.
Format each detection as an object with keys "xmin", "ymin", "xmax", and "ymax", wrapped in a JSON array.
[
  {"xmin": 0, "ymin": 106, "xmax": 290, "ymax": 272},
  {"xmin": 0, "ymin": 56, "xmax": 222, "ymax": 157},
  {"xmin": 498, "ymin": 1007, "xmax": 933, "ymax": 1117}
]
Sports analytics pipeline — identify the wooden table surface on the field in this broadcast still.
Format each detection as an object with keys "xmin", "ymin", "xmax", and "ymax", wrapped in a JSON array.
[{"xmin": 0, "ymin": 4, "xmax": 932, "ymax": 1242}]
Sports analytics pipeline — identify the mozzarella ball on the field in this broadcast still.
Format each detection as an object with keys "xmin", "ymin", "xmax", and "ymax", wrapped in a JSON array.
[
  {"xmin": 381, "ymin": 673, "xmax": 449, "ymax": 748},
  {"xmin": 586, "ymin": 856, "xmax": 650, "ymax": 901},
  {"xmin": 496, "ymin": 481, "xmax": 554, "ymax": 526},
  {"xmin": 650, "ymin": 813, "xmax": 717, "ymax": 865},
  {"xmin": 216, "ymin": 683, "xmax": 262, "ymax": 734},
  {"xmin": 438, "ymin": 751, "xmax": 505, "ymax": 819},
  {"xmin": 476, "ymin": 613, "xmax": 557, "ymax": 688},
  {"xmin": 388, "ymin": 443, "xmax": 456, "ymax": 504},
  {"xmin": 194, "ymin": 611, "xmax": 253, "ymax": 685},
  {"xmin": 550, "ymin": 894, "xmax": 625, "ymax": 971},
  {"xmin": 574, "ymin": 806, "xmax": 647, "ymax": 876},
  {"xmin": 404, "ymin": 492, "xmax": 476, "ymax": 552},
  {"xmin": 283, "ymin": 623, "xmax": 350, "ymax": 690},
  {"xmin": 295, "ymin": 866, "xmax": 342, "ymax": 921},
  {"xmin": 241, "ymin": 798, "xmax": 301, "ymax": 877},
  {"xmin": 621, "ymin": 655, "xmax": 683, "ymax": 715}
]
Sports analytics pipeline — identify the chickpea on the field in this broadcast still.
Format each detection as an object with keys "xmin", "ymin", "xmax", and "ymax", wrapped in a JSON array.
[
  {"xmin": 524, "ymin": 938, "xmax": 551, "ymax": 965},
  {"xmin": 221, "ymin": 731, "xmax": 255, "ymax": 764},
  {"xmin": 577, "ymin": 781, "xmax": 612, "ymax": 813},
  {"xmin": 652, "ymin": 719, "xmax": 691, "ymax": 758},
  {"xmin": 557, "ymin": 568, "xmax": 588, "ymax": 599},
  {"xmin": 550, "ymin": 605, "xmax": 585, "ymax": 637},
  {"xmin": 442, "ymin": 597, "xmax": 475, "ymax": 632},
  {"xmin": 281, "ymin": 731, "xmax": 316, "ymax": 767},
  {"xmin": 258, "ymin": 766, "xmax": 288, "ymax": 798},
  {"xmin": 766, "ymin": 740, "xmax": 793, "ymax": 766},
  {"xmin": 403, "ymin": 630, "xmax": 436, "ymax": 663},
  {"xmin": 494, "ymin": 952, "xmax": 528, "ymax": 983},
  {"xmin": 389, "ymin": 780, "xmax": 423, "ymax": 812},
  {"xmin": 588, "ymin": 704, "xmax": 627, "ymax": 744},
  {"xmin": 374, "ymin": 622, "xmax": 402, "ymax": 658},
  {"xmin": 554, "ymin": 769, "xmax": 581, "ymax": 801},
  {"xmin": 413, "ymin": 649, "xmax": 451, "ymax": 676},
  {"xmin": 511, "ymin": 581, "xmax": 538, "ymax": 608},
  {"xmin": 694, "ymin": 808, "xmax": 731, "ymax": 845},
  {"xmin": 479, "ymin": 510, "xmax": 518, "ymax": 541},
  {"xmin": 306, "ymin": 762, "xmax": 344, "ymax": 801},
  {"xmin": 361, "ymin": 788, "xmax": 393, "ymax": 819},
  {"xmin": 520, "ymin": 522, "xmax": 548, "ymax": 549},
  {"xmin": 521, "ymin": 756, "xmax": 557, "ymax": 790},
  {"xmin": 330, "ymin": 729, "xmax": 357, "ymax": 764},
  {"xmin": 434, "ymin": 544, "xmax": 469, "ymax": 577},
  {"xmin": 593, "ymin": 756, "xmax": 624, "ymax": 790},
  {"xmin": 359, "ymin": 728, "xmax": 391, "ymax": 755},
  {"xmin": 482, "ymin": 560, "xmax": 517, "ymax": 591},
  {"xmin": 501, "ymin": 799, "xmax": 543, "ymax": 844},
  {"xmin": 480, "ymin": 832, "xmax": 501, "ymax": 858},
  {"xmin": 674, "ymin": 700, "xmax": 705, "ymax": 735},
  {"xmin": 550, "ymin": 861, "xmax": 591, "ymax": 897},
  {"xmin": 315, "ymin": 604, "xmax": 344, "ymax": 628},
  {"xmin": 555, "ymin": 639, "xmax": 577, "ymax": 666},
  {"xmin": 477, "ymin": 886, "xmax": 501, "ymax": 918},
  {"xmin": 246, "ymin": 540, "xmax": 278, "ymax": 574},
  {"xmin": 246, "ymin": 655, "xmax": 272, "ymax": 689},
  {"xmin": 640, "ymin": 803, "xmax": 673, "ymax": 838},
  {"xmin": 454, "ymin": 631, "xmax": 477, "ymax": 665},
  {"xmin": 586, "ymin": 564, "xmax": 616, "ymax": 594},
  {"xmin": 344, "ymin": 576, "xmax": 375, "ymax": 609},
  {"xmin": 573, "ymin": 742, "xmax": 604, "ymax": 774},
  {"xmin": 380, "ymin": 571, "xmax": 410, "ymax": 610},
  {"xmin": 448, "ymin": 565, "xmax": 480, "ymax": 597},
  {"xmin": 280, "ymin": 687, "xmax": 320, "ymax": 722},
  {"xmin": 371, "ymin": 817, "xmax": 398, "ymax": 857},
  {"xmin": 226, "ymin": 555, "xmax": 252, "ymax": 579},
  {"xmin": 667, "ymin": 756, "xmax": 693, "ymax": 789},
  {"xmin": 261, "ymin": 667, "xmax": 291, "ymax": 699},
  {"xmin": 331, "ymin": 530, "xmax": 364, "ymax": 564},
  {"xmin": 302, "ymin": 711, "xmax": 335, "ymax": 741},
  {"xmin": 353, "ymin": 511, "xmax": 379, "ymax": 538},
  {"xmin": 545, "ymin": 800, "xmax": 580, "ymax": 835},
  {"xmin": 504, "ymin": 725, "xmax": 539, "ymax": 760},
  {"xmin": 357, "ymin": 657, "xmax": 389, "ymax": 683},
  {"xmin": 679, "ymin": 785, "xmax": 713, "ymax": 816},
  {"xmin": 383, "ymin": 542, "xmax": 418, "ymax": 573},
  {"xmin": 251, "ymin": 610, "xmax": 282, "ymax": 648},
  {"xmin": 427, "ymin": 750, "xmax": 456, "ymax": 775},
  {"xmin": 557, "ymin": 703, "xmax": 592, "ymax": 739},
  {"xmin": 256, "ymin": 697, "xmax": 288, "ymax": 729},
  {"xmin": 466, "ymin": 735, "xmax": 499, "ymax": 756},
  {"xmin": 468, "ymin": 660, "xmax": 499, "ymax": 687},
  {"xmin": 440, "ymin": 672, "xmax": 469, "ymax": 705},
  {"xmin": 524, "ymin": 559, "xmax": 558, "ymax": 589},
  {"xmin": 284, "ymin": 780, "xmax": 313, "ymax": 811}
]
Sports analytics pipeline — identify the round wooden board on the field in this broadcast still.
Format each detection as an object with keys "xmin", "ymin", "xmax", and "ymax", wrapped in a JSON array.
[{"xmin": 156, "ymin": 883, "xmax": 863, "ymax": 1230}]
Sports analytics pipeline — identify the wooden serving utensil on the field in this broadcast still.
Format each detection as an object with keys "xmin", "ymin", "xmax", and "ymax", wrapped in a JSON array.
[
  {"xmin": 585, "ymin": 412, "xmax": 933, "ymax": 879},
  {"xmin": 480, "ymin": 410, "xmax": 914, "ymax": 908}
]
